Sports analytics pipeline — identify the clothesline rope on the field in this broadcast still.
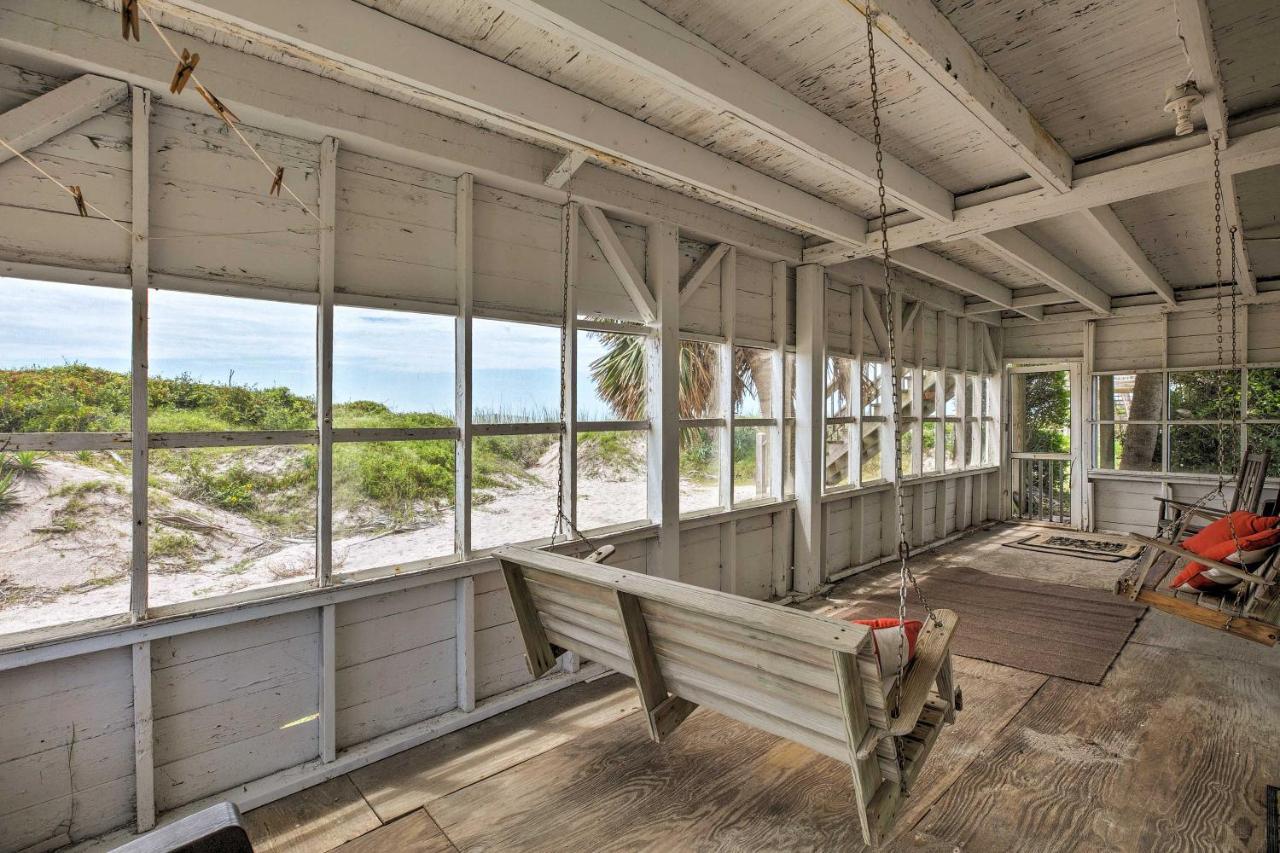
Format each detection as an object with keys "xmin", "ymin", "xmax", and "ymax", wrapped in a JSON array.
[{"xmin": 136, "ymin": 0, "xmax": 324, "ymax": 225}]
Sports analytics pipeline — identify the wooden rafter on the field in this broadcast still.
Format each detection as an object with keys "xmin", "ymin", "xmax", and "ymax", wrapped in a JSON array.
[
  {"xmin": 490, "ymin": 0, "xmax": 954, "ymax": 222},
  {"xmin": 888, "ymin": 246, "xmax": 1040, "ymax": 321},
  {"xmin": 580, "ymin": 203, "xmax": 656, "ymax": 323},
  {"xmin": 1079, "ymin": 206, "xmax": 1177, "ymax": 306},
  {"xmin": 802, "ymin": 119, "xmax": 1280, "ymax": 265},
  {"xmin": 146, "ymin": 0, "xmax": 868, "ymax": 248},
  {"xmin": 0, "ymin": 74, "xmax": 128, "ymax": 166},
  {"xmin": 679, "ymin": 242, "xmax": 728, "ymax": 306},
  {"xmin": 1174, "ymin": 0, "xmax": 1256, "ymax": 296},
  {"xmin": 973, "ymin": 230, "xmax": 1111, "ymax": 315},
  {"xmin": 828, "ymin": 0, "xmax": 1072, "ymax": 193}
]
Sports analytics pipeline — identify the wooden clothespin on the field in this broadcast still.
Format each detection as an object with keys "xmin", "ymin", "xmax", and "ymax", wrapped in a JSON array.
[
  {"xmin": 121, "ymin": 0, "xmax": 141, "ymax": 41},
  {"xmin": 170, "ymin": 49, "xmax": 199, "ymax": 95},
  {"xmin": 269, "ymin": 166, "xmax": 285, "ymax": 197},
  {"xmin": 69, "ymin": 186, "xmax": 88, "ymax": 217},
  {"xmin": 195, "ymin": 83, "xmax": 239, "ymax": 125}
]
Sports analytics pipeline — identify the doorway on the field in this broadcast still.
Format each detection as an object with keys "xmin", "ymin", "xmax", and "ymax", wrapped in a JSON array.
[{"xmin": 1009, "ymin": 363, "xmax": 1081, "ymax": 526}]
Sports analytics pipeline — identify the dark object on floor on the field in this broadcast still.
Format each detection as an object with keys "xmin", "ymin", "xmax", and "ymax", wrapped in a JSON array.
[
  {"xmin": 1267, "ymin": 784, "xmax": 1278, "ymax": 853},
  {"xmin": 1020, "ymin": 532, "xmax": 1141, "ymax": 559},
  {"xmin": 829, "ymin": 565, "xmax": 1144, "ymax": 685},
  {"xmin": 1002, "ymin": 535, "xmax": 1127, "ymax": 563},
  {"xmin": 111, "ymin": 802, "xmax": 253, "ymax": 853}
]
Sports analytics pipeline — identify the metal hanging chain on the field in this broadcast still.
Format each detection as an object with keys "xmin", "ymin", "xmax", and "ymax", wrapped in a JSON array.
[
  {"xmin": 551, "ymin": 197, "xmax": 598, "ymax": 553},
  {"xmin": 1213, "ymin": 137, "xmax": 1227, "ymax": 492},
  {"xmin": 864, "ymin": 4, "xmax": 935, "ymax": 723}
]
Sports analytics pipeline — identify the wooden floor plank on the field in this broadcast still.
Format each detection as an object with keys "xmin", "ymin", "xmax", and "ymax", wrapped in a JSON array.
[
  {"xmin": 349, "ymin": 675, "xmax": 640, "ymax": 822},
  {"xmin": 243, "ymin": 776, "xmax": 381, "ymax": 853},
  {"xmin": 426, "ymin": 656, "xmax": 1041, "ymax": 851},
  {"xmin": 333, "ymin": 809, "xmax": 456, "ymax": 853},
  {"xmin": 911, "ymin": 641, "xmax": 1280, "ymax": 852},
  {"xmin": 1130, "ymin": 610, "xmax": 1280, "ymax": 668}
]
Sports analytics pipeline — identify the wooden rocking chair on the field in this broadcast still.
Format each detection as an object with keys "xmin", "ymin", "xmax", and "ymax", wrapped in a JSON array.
[
  {"xmin": 1151, "ymin": 450, "xmax": 1271, "ymax": 539},
  {"xmin": 496, "ymin": 546, "xmax": 961, "ymax": 847},
  {"xmin": 1117, "ymin": 451, "xmax": 1280, "ymax": 646}
]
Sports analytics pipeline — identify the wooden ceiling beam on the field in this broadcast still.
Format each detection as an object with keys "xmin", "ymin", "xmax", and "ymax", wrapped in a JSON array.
[
  {"xmin": 886, "ymin": 246, "xmax": 1040, "ymax": 320},
  {"xmin": 801, "ymin": 119, "xmax": 1280, "ymax": 265},
  {"xmin": 1174, "ymin": 0, "xmax": 1256, "ymax": 296},
  {"xmin": 491, "ymin": 0, "xmax": 954, "ymax": 222},
  {"xmin": 826, "ymin": 0, "xmax": 1072, "ymax": 193},
  {"xmin": 580, "ymin": 204, "xmax": 657, "ymax": 323},
  {"xmin": 0, "ymin": 73, "xmax": 127, "ymax": 166},
  {"xmin": 1079, "ymin": 206, "xmax": 1177, "ymax": 305},
  {"xmin": 974, "ymin": 230, "xmax": 1112, "ymax": 315},
  {"xmin": 544, "ymin": 150, "xmax": 587, "ymax": 190},
  {"xmin": 149, "ymin": 0, "xmax": 868, "ymax": 248}
]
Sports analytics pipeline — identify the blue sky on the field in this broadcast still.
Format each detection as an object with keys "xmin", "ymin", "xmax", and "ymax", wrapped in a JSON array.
[{"xmin": 0, "ymin": 278, "xmax": 618, "ymax": 420}]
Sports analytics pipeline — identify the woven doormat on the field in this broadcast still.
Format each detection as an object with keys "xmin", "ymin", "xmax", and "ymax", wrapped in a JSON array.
[{"xmin": 1002, "ymin": 532, "xmax": 1143, "ymax": 562}]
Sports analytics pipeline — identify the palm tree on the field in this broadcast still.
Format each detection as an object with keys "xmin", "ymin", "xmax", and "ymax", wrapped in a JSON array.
[{"xmin": 588, "ymin": 333, "xmax": 775, "ymax": 419}]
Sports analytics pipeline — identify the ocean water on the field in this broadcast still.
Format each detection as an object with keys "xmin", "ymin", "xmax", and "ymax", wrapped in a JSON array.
[{"xmin": 0, "ymin": 277, "xmax": 619, "ymax": 421}]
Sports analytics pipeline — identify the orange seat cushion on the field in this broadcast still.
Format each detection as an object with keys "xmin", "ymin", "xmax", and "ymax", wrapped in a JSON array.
[{"xmin": 1172, "ymin": 515, "xmax": 1280, "ymax": 592}]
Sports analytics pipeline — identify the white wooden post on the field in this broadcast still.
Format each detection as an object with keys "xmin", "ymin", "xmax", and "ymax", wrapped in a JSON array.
[
  {"xmin": 129, "ymin": 85, "xmax": 150, "ymax": 621},
  {"xmin": 770, "ymin": 261, "xmax": 790, "ymax": 598},
  {"xmin": 794, "ymin": 264, "xmax": 825, "ymax": 593},
  {"xmin": 561, "ymin": 202, "xmax": 579, "ymax": 533},
  {"xmin": 317, "ymin": 136, "xmax": 337, "ymax": 583},
  {"xmin": 455, "ymin": 174, "xmax": 474, "ymax": 557},
  {"xmin": 719, "ymin": 247, "xmax": 736, "ymax": 508},
  {"xmin": 1082, "ymin": 320, "xmax": 1096, "ymax": 531},
  {"xmin": 131, "ymin": 641, "xmax": 154, "ymax": 832},
  {"xmin": 770, "ymin": 261, "xmax": 786, "ymax": 501},
  {"xmin": 316, "ymin": 138, "xmax": 339, "ymax": 766},
  {"xmin": 647, "ymin": 221, "xmax": 680, "ymax": 579},
  {"xmin": 852, "ymin": 286, "xmax": 865, "ymax": 487},
  {"xmin": 456, "ymin": 576, "xmax": 475, "ymax": 712},
  {"xmin": 319, "ymin": 604, "xmax": 336, "ymax": 762}
]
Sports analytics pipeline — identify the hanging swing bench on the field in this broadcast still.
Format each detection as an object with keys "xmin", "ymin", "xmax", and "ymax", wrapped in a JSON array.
[
  {"xmin": 1113, "ymin": 136, "xmax": 1280, "ymax": 647},
  {"xmin": 1117, "ymin": 451, "xmax": 1280, "ymax": 647},
  {"xmin": 495, "ymin": 545, "xmax": 960, "ymax": 848},
  {"xmin": 499, "ymin": 7, "xmax": 960, "ymax": 846}
]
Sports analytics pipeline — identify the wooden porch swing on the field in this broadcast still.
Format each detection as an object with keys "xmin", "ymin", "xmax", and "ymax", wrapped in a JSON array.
[
  {"xmin": 497, "ymin": 10, "xmax": 964, "ymax": 846},
  {"xmin": 1118, "ymin": 448, "xmax": 1280, "ymax": 647},
  {"xmin": 1114, "ymin": 141, "xmax": 1280, "ymax": 647}
]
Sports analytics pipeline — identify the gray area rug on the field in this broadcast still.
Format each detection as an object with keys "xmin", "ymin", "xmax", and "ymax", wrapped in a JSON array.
[{"xmin": 829, "ymin": 565, "xmax": 1145, "ymax": 685}]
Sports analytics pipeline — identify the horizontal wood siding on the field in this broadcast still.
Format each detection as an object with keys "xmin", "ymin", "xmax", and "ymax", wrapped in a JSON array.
[
  {"xmin": 1003, "ymin": 316, "xmax": 1084, "ymax": 360},
  {"xmin": 0, "ymin": 648, "xmax": 135, "ymax": 852},
  {"xmin": 149, "ymin": 103, "xmax": 321, "ymax": 294},
  {"xmin": 150, "ymin": 611, "xmax": 320, "ymax": 811},
  {"xmin": 333, "ymin": 583, "xmax": 458, "ymax": 749},
  {"xmin": 334, "ymin": 150, "xmax": 456, "ymax": 305}
]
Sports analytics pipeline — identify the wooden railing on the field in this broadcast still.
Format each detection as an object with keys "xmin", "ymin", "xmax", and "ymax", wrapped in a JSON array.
[{"xmin": 1016, "ymin": 456, "xmax": 1071, "ymax": 524}]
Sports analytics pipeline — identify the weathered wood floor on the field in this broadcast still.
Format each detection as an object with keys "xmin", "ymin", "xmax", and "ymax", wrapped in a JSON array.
[{"xmin": 244, "ymin": 525, "xmax": 1280, "ymax": 852}]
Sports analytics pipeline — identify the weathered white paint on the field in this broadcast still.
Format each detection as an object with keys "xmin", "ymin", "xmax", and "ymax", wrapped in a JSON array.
[
  {"xmin": 824, "ymin": 0, "xmax": 1072, "ymax": 193},
  {"xmin": 491, "ymin": 0, "xmax": 954, "ymax": 221},
  {"xmin": 0, "ymin": 73, "xmax": 127, "ymax": 165},
  {"xmin": 975, "ymin": 230, "xmax": 1112, "ymax": 314}
]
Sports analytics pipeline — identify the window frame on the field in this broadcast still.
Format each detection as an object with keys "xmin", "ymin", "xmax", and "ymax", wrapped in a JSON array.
[{"xmin": 1088, "ymin": 365, "xmax": 1280, "ymax": 476}]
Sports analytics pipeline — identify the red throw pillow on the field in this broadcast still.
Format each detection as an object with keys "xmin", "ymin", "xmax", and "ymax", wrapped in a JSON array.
[
  {"xmin": 848, "ymin": 617, "xmax": 922, "ymax": 676},
  {"xmin": 1171, "ymin": 524, "xmax": 1280, "ymax": 592},
  {"xmin": 1182, "ymin": 511, "xmax": 1280, "ymax": 554}
]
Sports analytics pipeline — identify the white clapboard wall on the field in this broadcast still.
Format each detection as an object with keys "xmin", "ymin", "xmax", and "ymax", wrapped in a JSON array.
[
  {"xmin": 0, "ymin": 59, "xmax": 997, "ymax": 852},
  {"xmin": 1004, "ymin": 305, "xmax": 1279, "ymax": 534}
]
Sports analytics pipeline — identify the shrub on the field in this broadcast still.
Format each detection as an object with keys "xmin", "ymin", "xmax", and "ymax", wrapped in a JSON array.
[{"xmin": 0, "ymin": 471, "xmax": 18, "ymax": 514}]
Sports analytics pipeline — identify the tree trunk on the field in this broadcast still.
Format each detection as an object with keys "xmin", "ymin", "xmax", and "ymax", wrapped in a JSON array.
[{"xmin": 1122, "ymin": 373, "xmax": 1163, "ymax": 470}]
